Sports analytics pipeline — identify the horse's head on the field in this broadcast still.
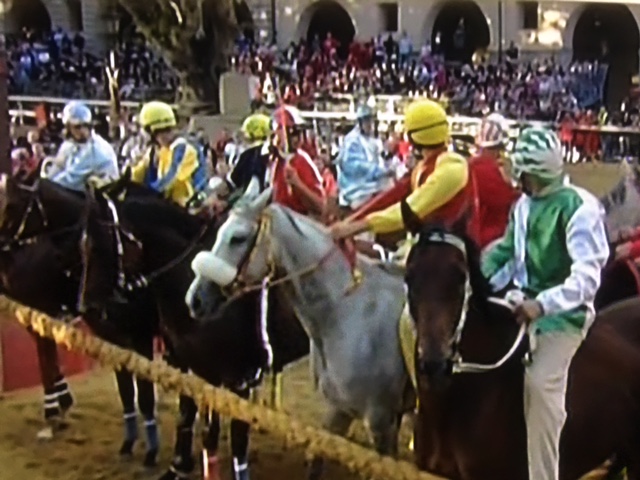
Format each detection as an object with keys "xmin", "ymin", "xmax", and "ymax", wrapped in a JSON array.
[
  {"xmin": 78, "ymin": 182, "xmax": 144, "ymax": 314},
  {"xmin": 186, "ymin": 177, "xmax": 272, "ymax": 319},
  {"xmin": 402, "ymin": 200, "xmax": 488, "ymax": 390}
]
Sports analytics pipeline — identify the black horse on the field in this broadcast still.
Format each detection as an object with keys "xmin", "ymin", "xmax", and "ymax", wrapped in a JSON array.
[
  {"xmin": 0, "ymin": 174, "xmax": 163, "ymax": 467},
  {"xmin": 77, "ymin": 179, "xmax": 309, "ymax": 480}
]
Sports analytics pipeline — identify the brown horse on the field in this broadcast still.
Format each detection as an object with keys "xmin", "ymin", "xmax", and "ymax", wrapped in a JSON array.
[
  {"xmin": 76, "ymin": 180, "xmax": 309, "ymax": 480},
  {"xmin": 0, "ymin": 174, "xmax": 161, "ymax": 465},
  {"xmin": 400, "ymin": 200, "xmax": 640, "ymax": 480}
]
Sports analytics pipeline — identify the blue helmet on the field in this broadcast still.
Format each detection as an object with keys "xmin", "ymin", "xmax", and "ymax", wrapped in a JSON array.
[{"xmin": 62, "ymin": 101, "xmax": 92, "ymax": 126}]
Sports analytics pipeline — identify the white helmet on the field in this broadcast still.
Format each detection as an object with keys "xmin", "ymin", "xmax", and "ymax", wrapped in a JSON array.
[
  {"xmin": 62, "ymin": 101, "xmax": 92, "ymax": 126},
  {"xmin": 512, "ymin": 127, "xmax": 563, "ymax": 180},
  {"xmin": 476, "ymin": 112, "xmax": 508, "ymax": 148}
]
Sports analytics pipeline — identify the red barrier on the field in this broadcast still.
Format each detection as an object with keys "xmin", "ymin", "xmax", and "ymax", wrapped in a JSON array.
[{"xmin": 0, "ymin": 314, "xmax": 94, "ymax": 392}]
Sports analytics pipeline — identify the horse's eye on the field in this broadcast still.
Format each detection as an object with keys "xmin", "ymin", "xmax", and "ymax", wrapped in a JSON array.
[{"xmin": 229, "ymin": 235, "xmax": 248, "ymax": 246}]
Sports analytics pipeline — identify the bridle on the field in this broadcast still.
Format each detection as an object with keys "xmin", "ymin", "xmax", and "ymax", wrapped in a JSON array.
[
  {"xmin": 214, "ymin": 210, "xmax": 340, "ymax": 308},
  {"xmin": 0, "ymin": 180, "xmax": 81, "ymax": 252},
  {"xmin": 414, "ymin": 231, "xmax": 527, "ymax": 375},
  {"xmin": 87, "ymin": 192, "xmax": 211, "ymax": 293}
]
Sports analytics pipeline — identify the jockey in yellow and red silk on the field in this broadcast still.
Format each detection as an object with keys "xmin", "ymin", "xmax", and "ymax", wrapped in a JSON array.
[
  {"xmin": 132, "ymin": 101, "xmax": 208, "ymax": 208},
  {"xmin": 269, "ymin": 105, "xmax": 326, "ymax": 217},
  {"xmin": 330, "ymin": 99, "xmax": 473, "ymax": 241}
]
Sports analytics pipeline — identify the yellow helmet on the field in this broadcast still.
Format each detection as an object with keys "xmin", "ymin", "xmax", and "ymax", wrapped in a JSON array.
[
  {"xmin": 139, "ymin": 101, "xmax": 177, "ymax": 133},
  {"xmin": 404, "ymin": 99, "xmax": 449, "ymax": 147},
  {"xmin": 241, "ymin": 113, "xmax": 272, "ymax": 143}
]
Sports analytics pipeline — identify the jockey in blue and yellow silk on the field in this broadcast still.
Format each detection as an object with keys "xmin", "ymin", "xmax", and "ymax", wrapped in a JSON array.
[{"xmin": 132, "ymin": 101, "xmax": 207, "ymax": 207}]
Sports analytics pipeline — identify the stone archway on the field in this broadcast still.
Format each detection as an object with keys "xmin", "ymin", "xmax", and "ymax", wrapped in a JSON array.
[
  {"xmin": 297, "ymin": 0, "xmax": 356, "ymax": 58},
  {"xmin": 234, "ymin": 0, "xmax": 255, "ymax": 42},
  {"xmin": 429, "ymin": 0, "xmax": 490, "ymax": 64},
  {"xmin": 4, "ymin": 0, "xmax": 52, "ymax": 33},
  {"xmin": 570, "ymin": 3, "xmax": 640, "ymax": 109}
]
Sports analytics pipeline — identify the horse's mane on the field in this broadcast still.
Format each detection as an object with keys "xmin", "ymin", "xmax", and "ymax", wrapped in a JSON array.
[
  {"xmin": 414, "ymin": 224, "xmax": 492, "ymax": 310},
  {"xmin": 121, "ymin": 194, "xmax": 204, "ymax": 239},
  {"xmin": 38, "ymin": 178, "xmax": 86, "ymax": 203}
]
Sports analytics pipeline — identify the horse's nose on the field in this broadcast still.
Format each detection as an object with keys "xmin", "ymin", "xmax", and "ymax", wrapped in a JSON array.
[
  {"xmin": 189, "ymin": 293, "xmax": 203, "ymax": 319},
  {"xmin": 418, "ymin": 358, "xmax": 448, "ymax": 379}
]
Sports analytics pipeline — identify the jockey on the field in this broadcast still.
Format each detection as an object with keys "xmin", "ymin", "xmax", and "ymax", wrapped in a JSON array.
[
  {"xmin": 336, "ymin": 105, "xmax": 394, "ymax": 212},
  {"xmin": 269, "ymin": 105, "xmax": 325, "ymax": 217},
  {"xmin": 132, "ymin": 101, "xmax": 208, "ymax": 208},
  {"xmin": 201, "ymin": 112, "xmax": 272, "ymax": 214},
  {"xmin": 45, "ymin": 101, "xmax": 119, "ymax": 191},
  {"xmin": 481, "ymin": 127, "xmax": 609, "ymax": 480},
  {"xmin": 330, "ymin": 99, "xmax": 471, "ymax": 240},
  {"xmin": 469, "ymin": 112, "xmax": 519, "ymax": 250}
]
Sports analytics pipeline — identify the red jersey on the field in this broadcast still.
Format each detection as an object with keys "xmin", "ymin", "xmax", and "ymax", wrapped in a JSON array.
[
  {"xmin": 272, "ymin": 149, "xmax": 325, "ymax": 215},
  {"xmin": 468, "ymin": 154, "xmax": 520, "ymax": 249}
]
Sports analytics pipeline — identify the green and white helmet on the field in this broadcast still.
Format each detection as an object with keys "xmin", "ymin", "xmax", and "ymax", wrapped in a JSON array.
[{"xmin": 511, "ymin": 127, "xmax": 563, "ymax": 180}]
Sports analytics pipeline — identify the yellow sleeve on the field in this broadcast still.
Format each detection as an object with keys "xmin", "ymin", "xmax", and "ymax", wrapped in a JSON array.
[
  {"xmin": 174, "ymin": 144, "xmax": 198, "ymax": 183},
  {"xmin": 131, "ymin": 152, "xmax": 149, "ymax": 184},
  {"xmin": 366, "ymin": 153, "xmax": 469, "ymax": 235}
]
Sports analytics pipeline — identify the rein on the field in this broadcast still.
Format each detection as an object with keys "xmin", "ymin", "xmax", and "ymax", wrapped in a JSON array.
[{"xmin": 96, "ymin": 195, "xmax": 212, "ymax": 291}]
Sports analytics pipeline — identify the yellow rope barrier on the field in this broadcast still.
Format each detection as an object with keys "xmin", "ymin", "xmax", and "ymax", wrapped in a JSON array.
[{"xmin": 0, "ymin": 296, "xmax": 445, "ymax": 480}]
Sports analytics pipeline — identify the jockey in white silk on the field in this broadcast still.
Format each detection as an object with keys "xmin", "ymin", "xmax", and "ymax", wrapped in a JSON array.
[
  {"xmin": 46, "ymin": 101, "xmax": 119, "ymax": 192},
  {"xmin": 336, "ymin": 105, "xmax": 394, "ymax": 210},
  {"xmin": 481, "ymin": 127, "xmax": 610, "ymax": 480}
]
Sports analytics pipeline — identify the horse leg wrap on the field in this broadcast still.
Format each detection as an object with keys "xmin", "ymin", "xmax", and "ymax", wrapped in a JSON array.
[
  {"xmin": 120, "ymin": 412, "xmax": 137, "ymax": 456},
  {"xmin": 233, "ymin": 457, "xmax": 250, "ymax": 480},
  {"xmin": 270, "ymin": 373, "xmax": 283, "ymax": 411},
  {"xmin": 202, "ymin": 450, "xmax": 222, "ymax": 480},
  {"xmin": 43, "ymin": 389, "xmax": 61, "ymax": 420},
  {"xmin": 53, "ymin": 376, "xmax": 74, "ymax": 413},
  {"xmin": 143, "ymin": 418, "xmax": 159, "ymax": 467}
]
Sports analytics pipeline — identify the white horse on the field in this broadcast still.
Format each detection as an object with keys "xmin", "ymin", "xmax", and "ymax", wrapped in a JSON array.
[{"xmin": 186, "ymin": 179, "xmax": 413, "ymax": 479}]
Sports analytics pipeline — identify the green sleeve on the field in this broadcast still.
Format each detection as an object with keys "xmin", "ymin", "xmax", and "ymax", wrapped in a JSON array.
[{"xmin": 481, "ymin": 215, "xmax": 516, "ymax": 289}]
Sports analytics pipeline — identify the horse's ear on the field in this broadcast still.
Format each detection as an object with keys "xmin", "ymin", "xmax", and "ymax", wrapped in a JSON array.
[
  {"xmin": 401, "ymin": 200, "xmax": 422, "ymax": 235},
  {"xmin": 244, "ymin": 176, "xmax": 261, "ymax": 200},
  {"xmin": 122, "ymin": 166, "xmax": 132, "ymax": 182},
  {"xmin": 250, "ymin": 186, "xmax": 272, "ymax": 213}
]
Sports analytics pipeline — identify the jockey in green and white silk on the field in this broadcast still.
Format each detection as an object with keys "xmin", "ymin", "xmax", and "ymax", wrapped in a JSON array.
[{"xmin": 481, "ymin": 127, "xmax": 610, "ymax": 480}]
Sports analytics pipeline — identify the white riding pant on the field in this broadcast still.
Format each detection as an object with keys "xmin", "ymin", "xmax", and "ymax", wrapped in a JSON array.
[{"xmin": 524, "ymin": 331, "xmax": 583, "ymax": 480}]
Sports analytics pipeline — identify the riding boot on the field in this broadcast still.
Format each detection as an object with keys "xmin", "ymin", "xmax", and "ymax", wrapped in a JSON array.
[
  {"xmin": 143, "ymin": 418, "xmax": 159, "ymax": 467},
  {"xmin": 120, "ymin": 412, "xmax": 138, "ymax": 456}
]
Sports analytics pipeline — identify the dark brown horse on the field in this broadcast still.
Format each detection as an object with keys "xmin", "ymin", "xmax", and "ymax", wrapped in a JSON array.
[
  {"xmin": 76, "ymin": 180, "xmax": 308, "ymax": 480},
  {"xmin": 401, "ymin": 200, "xmax": 640, "ymax": 480},
  {"xmin": 0, "ymin": 174, "xmax": 161, "ymax": 465}
]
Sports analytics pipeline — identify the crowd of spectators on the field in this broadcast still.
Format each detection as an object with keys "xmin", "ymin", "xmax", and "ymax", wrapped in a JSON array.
[
  {"xmin": 233, "ymin": 33, "xmax": 611, "ymax": 122},
  {"xmin": 7, "ymin": 27, "xmax": 177, "ymax": 101}
]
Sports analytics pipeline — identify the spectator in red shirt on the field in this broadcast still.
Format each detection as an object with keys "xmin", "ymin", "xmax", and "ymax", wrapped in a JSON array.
[
  {"xmin": 469, "ymin": 113, "xmax": 520, "ymax": 250},
  {"xmin": 271, "ymin": 105, "xmax": 325, "ymax": 217}
]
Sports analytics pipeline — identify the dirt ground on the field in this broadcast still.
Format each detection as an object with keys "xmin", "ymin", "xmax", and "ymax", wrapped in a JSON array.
[{"xmin": 0, "ymin": 163, "xmax": 625, "ymax": 480}]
